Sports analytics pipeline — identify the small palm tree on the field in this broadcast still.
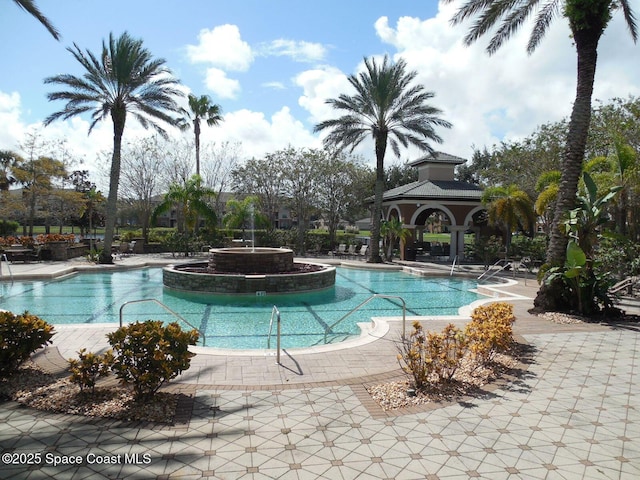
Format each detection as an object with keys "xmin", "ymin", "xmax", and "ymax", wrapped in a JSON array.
[
  {"xmin": 151, "ymin": 175, "xmax": 217, "ymax": 235},
  {"xmin": 381, "ymin": 217, "xmax": 411, "ymax": 261},
  {"xmin": 535, "ymin": 170, "xmax": 561, "ymax": 235},
  {"xmin": 223, "ymin": 196, "xmax": 268, "ymax": 244},
  {"xmin": 315, "ymin": 55, "xmax": 451, "ymax": 263},
  {"xmin": 481, "ymin": 185, "xmax": 535, "ymax": 258},
  {"xmin": 13, "ymin": 0, "xmax": 60, "ymax": 40},
  {"xmin": 180, "ymin": 94, "xmax": 223, "ymax": 176},
  {"xmin": 44, "ymin": 32, "xmax": 184, "ymax": 263}
]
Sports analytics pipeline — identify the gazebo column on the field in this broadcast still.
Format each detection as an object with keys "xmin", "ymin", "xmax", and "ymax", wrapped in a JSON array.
[{"xmin": 449, "ymin": 226, "xmax": 467, "ymax": 260}]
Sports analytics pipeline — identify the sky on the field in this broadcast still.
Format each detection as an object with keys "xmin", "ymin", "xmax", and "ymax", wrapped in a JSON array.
[{"xmin": 1, "ymin": 0, "xmax": 638, "ymax": 187}]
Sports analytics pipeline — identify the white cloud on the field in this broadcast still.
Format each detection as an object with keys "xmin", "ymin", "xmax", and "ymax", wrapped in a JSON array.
[
  {"xmin": 294, "ymin": 65, "xmax": 351, "ymax": 124},
  {"xmin": 204, "ymin": 68, "xmax": 241, "ymax": 99},
  {"xmin": 258, "ymin": 39, "xmax": 328, "ymax": 62},
  {"xmin": 262, "ymin": 81, "xmax": 286, "ymax": 90},
  {"xmin": 200, "ymin": 107, "xmax": 320, "ymax": 159},
  {"xmin": 186, "ymin": 25, "xmax": 254, "ymax": 71}
]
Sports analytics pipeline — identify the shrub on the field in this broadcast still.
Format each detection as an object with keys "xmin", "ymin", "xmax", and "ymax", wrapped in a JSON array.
[
  {"xmin": 465, "ymin": 302, "xmax": 515, "ymax": 365},
  {"xmin": 68, "ymin": 348, "xmax": 114, "ymax": 393},
  {"xmin": 0, "ymin": 311, "xmax": 55, "ymax": 377},
  {"xmin": 397, "ymin": 322, "xmax": 467, "ymax": 389},
  {"xmin": 0, "ymin": 220, "xmax": 19, "ymax": 236},
  {"xmin": 107, "ymin": 320, "xmax": 199, "ymax": 400}
]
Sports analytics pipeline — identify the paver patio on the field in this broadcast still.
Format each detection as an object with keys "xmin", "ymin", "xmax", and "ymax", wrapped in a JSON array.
[{"xmin": 1, "ymin": 255, "xmax": 638, "ymax": 479}]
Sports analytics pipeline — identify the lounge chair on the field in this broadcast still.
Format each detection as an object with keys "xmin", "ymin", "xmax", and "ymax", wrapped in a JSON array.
[
  {"xmin": 331, "ymin": 244, "xmax": 347, "ymax": 258},
  {"xmin": 346, "ymin": 245, "xmax": 356, "ymax": 258},
  {"xmin": 357, "ymin": 245, "xmax": 368, "ymax": 260}
]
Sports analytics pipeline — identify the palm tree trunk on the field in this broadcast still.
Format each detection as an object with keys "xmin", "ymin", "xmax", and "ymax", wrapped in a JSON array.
[
  {"xmin": 194, "ymin": 120, "xmax": 201, "ymax": 177},
  {"xmin": 100, "ymin": 112, "xmax": 125, "ymax": 264},
  {"xmin": 534, "ymin": 28, "xmax": 601, "ymax": 311},
  {"xmin": 369, "ymin": 131, "xmax": 387, "ymax": 263}
]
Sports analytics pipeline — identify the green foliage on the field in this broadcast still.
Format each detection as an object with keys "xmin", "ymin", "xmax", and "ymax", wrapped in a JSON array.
[
  {"xmin": 107, "ymin": 320, "xmax": 199, "ymax": 400},
  {"xmin": 465, "ymin": 302, "xmax": 515, "ymax": 365},
  {"xmin": 465, "ymin": 235, "xmax": 502, "ymax": 268},
  {"xmin": 397, "ymin": 322, "xmax": 468, "ymax": 389},
  {"xmin": 545, "ymin": 172, "xmax": 622, "ymax": 315},
  {"xmin": 0, "ymin": 311, "xmax": 55, "ymax": 377},
  {"xmin": 0, "ymin": 220, "xmax": 19, "ymax": 236},
  {"xmin": 68, "ymin": 348, "xmax": 114, "ymax": 393},
  {"xmin": 596, "ymin": 236, "xmax": 640, "ymax": 280}
]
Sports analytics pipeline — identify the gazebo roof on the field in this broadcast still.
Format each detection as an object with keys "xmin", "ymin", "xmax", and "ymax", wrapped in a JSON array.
[
  {"xmin": 409, "ymin": 151, "xmax": 467, "ymax": 167},
  {"xmin": 382, "ymin": 179, "xmax": 483, "ymax": 202}
]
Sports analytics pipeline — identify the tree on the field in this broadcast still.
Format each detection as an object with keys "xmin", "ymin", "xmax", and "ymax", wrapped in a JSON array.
[
  {"xmin": 180, "ymin": 94, "xmax": 223, "ymax": 176},
  {"xmin": 223, "ymin": 195, "xmax": 268, "ymax": 243},
  {"xmin": 44, "ymin": 32, "xmax": 184, "ymax": 264},
  {"xmin": 535, "ymin": 170, "xmax": 561, "ymax": 235},
  {"xmin": 444, "ymin": 0, "xmax": 637, "ymax": 311},
  {"xmin": 151, "ymin": 175, "xmax": 217, "ymax": 235},
  {"xmin": 0, "ymin": 151, "xmax": 21, "ymax": 191},
  {"xmin": 315, "ymin": 55, "xmax": 452, "ymax": 263},
  {"xmin": 119, "ymin": 137, "xmax": 166, "ymax": 242},
  {"xmin": 481, "ymin": 184, "xmax": 535, "ymax": 257},
  {"xmin": 381, "ymin": 217, "xmax": 411, "ymax": 261},
  {"xmin": 13, "ymin": 0, "xmax": 60, "ymax": 40}
]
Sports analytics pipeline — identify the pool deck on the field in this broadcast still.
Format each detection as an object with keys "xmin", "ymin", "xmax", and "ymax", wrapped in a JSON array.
[{"xmin": 1, "ymin": 254, "xmax": 639, "ymax": 479}]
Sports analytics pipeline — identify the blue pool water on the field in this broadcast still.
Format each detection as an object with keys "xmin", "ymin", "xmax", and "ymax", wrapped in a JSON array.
[{"xmin": 0, "ymin": 267, "xmax": 482, "ymax": 349}]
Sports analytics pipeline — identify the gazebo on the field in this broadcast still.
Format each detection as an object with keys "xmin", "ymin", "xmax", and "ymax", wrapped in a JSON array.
[{"xmin": 381, "ymin": 152, "xmax": 485, "ymax": 261}]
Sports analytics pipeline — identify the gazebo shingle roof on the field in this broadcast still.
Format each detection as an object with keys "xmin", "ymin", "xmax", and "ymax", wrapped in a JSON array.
[{"xmin": 382, "ymin": 179, "xmax": 483, "ymax": 201}]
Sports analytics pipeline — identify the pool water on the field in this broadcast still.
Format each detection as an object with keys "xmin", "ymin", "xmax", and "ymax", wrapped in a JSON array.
[{"xmin": 0, "ymin": 267, "xmax": 482, "ymax": 349}]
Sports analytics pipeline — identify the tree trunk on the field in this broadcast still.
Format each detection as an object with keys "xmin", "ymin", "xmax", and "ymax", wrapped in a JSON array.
[
  {"xmin": 369, "ymin": 131, "xmax": 387, "ymax": 263},
  {"xmin": 100, "ymin": 111, "xmax": 126, "ymax": 264},
  {"xmin": 194, "ymin": 119, "xmax": 201, "ymax": 177},
  {"xmin": 534, "ymin": 27, "xmax": 602, "ymax": 312}
]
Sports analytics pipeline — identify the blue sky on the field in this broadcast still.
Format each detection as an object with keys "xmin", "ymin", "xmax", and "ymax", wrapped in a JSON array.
[{"xmin": 1, "ymin": 0, "xmax": 638, "ymax": 182}]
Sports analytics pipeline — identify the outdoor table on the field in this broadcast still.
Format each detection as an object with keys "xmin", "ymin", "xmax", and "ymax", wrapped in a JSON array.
[{"xmin": 4, "ymin": 247, "xmax": 32, "ymax": 263}]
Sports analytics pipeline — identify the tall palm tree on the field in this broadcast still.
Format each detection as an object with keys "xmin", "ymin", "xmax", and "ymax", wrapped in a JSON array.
[
  {"xmin": 314, "ymin": 55, "xmax": 452, "ymax": 262},
  {"xmin": 13, "ymin": 0, "xmax": 60, "ymax": 40},
  {"xmin": 481, "ymin": 185, "xmax": 535, "ymax": 257},
  {"xmin": 443, "ymin": 0, "xmax": 637, "ymax": 310},
  {"xmin": 180, "ymin": 94, "xmax": 223, "ymax": 176},
  {"xmin": 44, "ymin": 31, "xmax": 184, "ymax": 263}
]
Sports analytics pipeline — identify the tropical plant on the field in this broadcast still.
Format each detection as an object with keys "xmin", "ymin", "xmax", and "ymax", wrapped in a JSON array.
[
  {"xmin": 223, "ymin": 195, "xmax": 268, "ymax": 243},
  {"xmin": 481, "ymin": 184, "xmax": 535, "ymax": 257},
  {"xmin": 0, "ymin": 151, "xmax": 21, "ymax": 191},
  {"xmin": 44, "ymin": 31, "xmax": 184, "ymax": 264},
  {"xmin": 0, "ymin": 311, "xmax": 55, "ymax": 377},
  {"xmin": 180, "ymin": 94, "xmax": 223, "ymax": 176},
  {"xmin": 381, "ymin": 217, "xmax": 411, "ymax": 261},
  {"xmin": 151, "ymin": 175, "xmax": 217, "ymax": 235},
  {"xmin": 13, "ymin": 0, "xmax": 60, "ymax": 40},
  {"xmin": 315, "ymin": 55, "xmax": 452, "ymax": 263},
  {"xmin": 545, "ymin": 172, "xmax": 621, "ymax": 314},
  {"xmin": 443, "ymin": 0, "xmax": 638, "ymax": 311},
  {"xmin": 535, "ymin": 170, "xmax": 561, "ymax": 235}
]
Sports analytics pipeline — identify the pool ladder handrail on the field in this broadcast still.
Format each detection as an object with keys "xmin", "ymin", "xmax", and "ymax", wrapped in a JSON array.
[
  {"xmin": 323, "ymin": 294, "xmax": 406, "ymax": 344},
  {"xmin": 450, "ymin": 255, "xmax": 458, "ymax": 276},
  {"xmin": 119, "ymin": 299, "xmax": 206, "ymax": 346},
  {"xmin": 477, "ymin": 258, "xmax": 511, "ymax": 283},
  {"xmin": 266, "ymin": 305, "xmax": 282, "ymax": 364},
  {"xmin": 0, "ymin": 254, "xmax": 13, "ymax": 283}
]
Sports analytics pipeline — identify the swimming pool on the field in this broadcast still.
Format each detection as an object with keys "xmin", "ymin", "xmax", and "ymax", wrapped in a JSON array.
[{"xmin": 0, "ymin": 267, "xmax": 482, "ymax": 349}]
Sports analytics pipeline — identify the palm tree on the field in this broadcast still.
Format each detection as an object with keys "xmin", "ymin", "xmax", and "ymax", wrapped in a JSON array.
[
  {"xmin": 180, "ymin": 94, "xmax": 223, "ymax": 176},
  {"xmin": 381, "ymin": 217, "xmax": 411, "ymax": 261},
  {"xmin": 151, "ymin": 175, "xmax": 217, "ymax": 235},
  {"xmin": 535, "ymin": 170, "xmax": 561, "ymax": 235},
  {"xmin": 443, "ymin": 0, "xmax": 637, "ymax": 310},
  {"xmin": 481, "ymin": 185, "xmax": 535, "ymax": 258},
  {"xmin": 44, "ymin": 32, "xmax": 184, "ymax": 263},
  {"xmin": 223, "ymin": 195, "xmax": 268, "ymax": 244},
  {"xmin": 314, "ymin": 55, "xmax": 451, "ymax": 262},
  {"xmin": 13, "ymin": 0, "xmax": 60, "ymax": 40}
]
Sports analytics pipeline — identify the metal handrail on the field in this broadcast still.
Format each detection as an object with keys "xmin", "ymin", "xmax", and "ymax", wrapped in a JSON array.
[
  {"xmin": 0, "ymin": 254, "xmax": 13, "ymax": 283},
  {"xmin": 324, "ymin": 294, "xmax": 406, "ymax": 343},
  {"xmin": 477, "ymin": 258, "xmax": 511, "ymax": 283},
  {"xmin": 267, "ymin": 305, "xmax": 281, "ymax": 364},
  {"xmin": 119, "ymin": 299, "xmax": 205, "ymax": 346},
  {"xmin": 450, "ymin": 255, "xmax": 458, "ymax": 276}
]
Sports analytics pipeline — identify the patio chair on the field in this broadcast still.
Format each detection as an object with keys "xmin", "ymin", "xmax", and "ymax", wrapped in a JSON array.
[
  {"xmin": 346, "ymin": 245, "xmax": 356, "ymax": 258},
  {"xmin": 356, "ymin": 245, "xmax": 368, "ymax": 260},
  {"xmin": 331, "ymin": 244, "xmax": 347, "ymax": 258}
]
